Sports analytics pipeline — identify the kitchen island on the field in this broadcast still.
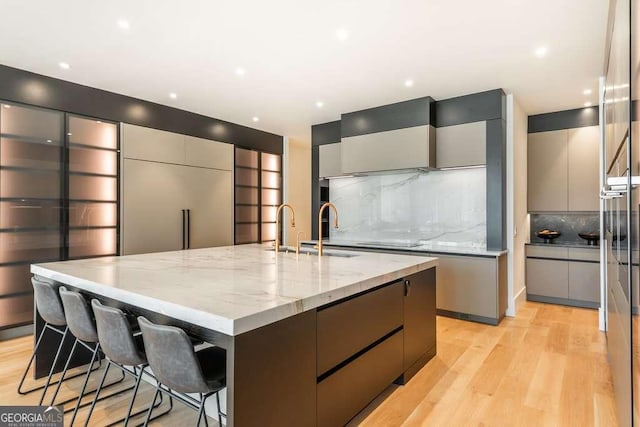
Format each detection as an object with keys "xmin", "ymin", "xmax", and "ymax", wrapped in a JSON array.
[{"xmin": 31, "ymin": 244, "xmax": 438, "ymax": 427}]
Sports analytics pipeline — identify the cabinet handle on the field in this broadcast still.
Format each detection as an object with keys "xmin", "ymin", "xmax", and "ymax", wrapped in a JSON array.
[
  {"xmin": 404, "ymin": 279, "xmax": 411, "ymax": 296},
  {"xmin": 186, "ymin": 209, "xmax": 191, "ymax": 249},
  {"xmin": 181, "ymin": 209, "xmax": 186, "ymax": 250}
]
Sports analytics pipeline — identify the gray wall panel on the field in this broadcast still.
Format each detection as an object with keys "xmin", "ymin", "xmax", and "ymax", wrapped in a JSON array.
[
  {"xmin": 312, "ymin": 121, "xmax": 342, "ymax": 146},
  {"xmin": 528, "ymin": 106, "xmax": 600, "ymax": 133},
  {"xmin": 435, "ymin": 89, "xmax": 503, "ymax": 127},
  {"xmin": 341, "ymin": 97, "xmax": 434, "ymax": 137},
  {"xmin": 486, "ymin": 118, "xmax": 507, "ymax": 251}
]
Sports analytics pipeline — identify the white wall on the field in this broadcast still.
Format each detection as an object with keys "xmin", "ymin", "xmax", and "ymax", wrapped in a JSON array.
[
  {"xmin": 506, "ymin": 94, "xmax": 529, "ymax": 316},
  {"xmin": 283, "ymin": 136, "xmax": 312, "ymax": 246}
]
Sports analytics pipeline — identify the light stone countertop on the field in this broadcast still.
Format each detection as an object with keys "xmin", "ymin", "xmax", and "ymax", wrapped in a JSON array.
[
  {"xmin": 303, "ymin": 240, "xmax": 507, "ymax": 257},
  {"xmin": 31, "ymin": 244, "xmax": 438, "ymax": 336}
]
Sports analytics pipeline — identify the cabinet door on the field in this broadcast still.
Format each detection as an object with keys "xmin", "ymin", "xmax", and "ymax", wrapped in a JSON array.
[
  {"xmin": 435, "ymin": 121, "xmax": 486, "ymax": 168},
  {"xmin": 528, "ymin": 130, "xmax": 568, "ymax": 211},
  {"xmin": 122, "ymin": 123, "xmax": 185, "ymax": 164},
  {"xmin": 568, "ymin": 261, "xmax": 600, "ymax": 303},
  {"xmin": 526, "ymin": 258, "xmax": 569, "ymax": 298},
  {"xmin": 184, "ymin": 135, "xmax": 233, "ymax": 170},
  {"xmin": 568, "ymin": 126, "xmax": 600, "ymax": 211},
  {"xmin": 403, "ymin": 267, "xmax": 436, "ymax": 371},
  {"xmin": 318, "ymin": 143, "xmax": 342, "ymax": 178},
  {"xmin": 435, "ymin": 255, "xmax": 497, "ymax": 319},
  {"xmin": 122, "ymin": 159, "xmax": 185, "ymax": 255},
  {"xmin": 183, "ymin": 166, "xmax": 234, "ymax": 249}
]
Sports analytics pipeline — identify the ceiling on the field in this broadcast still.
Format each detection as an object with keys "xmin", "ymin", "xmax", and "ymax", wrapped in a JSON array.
[{"xmin": 0, "ymin": 0, "xmax": 608, "ymax": 141}]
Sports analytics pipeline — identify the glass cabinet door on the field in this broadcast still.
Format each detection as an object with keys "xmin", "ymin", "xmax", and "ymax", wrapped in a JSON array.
[{"xmin": 0, "ymin": 102, "xmax": 64, "ymax": 328}]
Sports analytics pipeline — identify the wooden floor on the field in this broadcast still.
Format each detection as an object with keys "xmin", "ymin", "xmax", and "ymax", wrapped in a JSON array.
[{"xmin": 0, "ymin": 301, "xmax": 618, "ymax": 426}]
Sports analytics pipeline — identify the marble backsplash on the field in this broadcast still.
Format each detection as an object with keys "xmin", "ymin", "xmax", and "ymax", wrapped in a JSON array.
[
  {"xmin": 328, "ymin": 168, "xmax": 487, "ymax": 247},
  {"xmin": 529, "ymin": 213, "xmax": 600, "ymax": 244}
]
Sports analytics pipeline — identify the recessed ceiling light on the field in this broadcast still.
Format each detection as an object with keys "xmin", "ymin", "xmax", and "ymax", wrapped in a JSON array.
[
  {"xmin": 534, "ymin": 46, "xmax": 548, "ymax": 58},
  {"xmin": 252, "ymin": 116, "xmax": 259, "ymax": 122},
  {"xmin": 169, "ymin": 92, "xmax": 177, "ymax": 99},
  {"xmin": 583, "ymin": 89, "xmax": 592, "ymax": 95},
  {"xmin": 2, "ymin": 104, "xmax": 10, "ymax": 108},
  {"xmin": 235, "ymin": 67, "xmax": 246, "ymax": 76},
  {"xmin": 404, "ymin": 79, "xmax": 414, "ymax": 87},
  {"xmin": 316, "ymin": 101, "xmax": 324, "ymax": 108},
  {"xmin": 584, "ymin": 102, "xmax": 592, "ymax": 107},
  {"xmin": 46, "ymin": 139, "xmax": 52, "ymax": 143},
  {"xmin": 117, "ymin": 19, "xmax": 130, "ymax": 30},
  {"xmin": 336, "ymin": 28, "xmax": 349, "ymax": 41},
  {"xmin": 67, "ymin": 132, "xmax": 72, "ymax": 136},
  {"xmin": 59, "ymin": 62, "xmax": 70, "ymax": 70}
]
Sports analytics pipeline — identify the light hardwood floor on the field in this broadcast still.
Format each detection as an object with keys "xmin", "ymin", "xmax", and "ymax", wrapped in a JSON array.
[{"xmin": 0, "ymin": 301, "xmax": 618, "ymax": 426}]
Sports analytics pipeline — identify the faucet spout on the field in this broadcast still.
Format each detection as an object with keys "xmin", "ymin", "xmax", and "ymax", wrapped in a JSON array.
[
  {"xmin": 275, "ymin": 203, "xmax": 296, "ymax": 254},
  {"xmin": 318, "ymin": 202, "xmax": 339, "ymax": 256}
]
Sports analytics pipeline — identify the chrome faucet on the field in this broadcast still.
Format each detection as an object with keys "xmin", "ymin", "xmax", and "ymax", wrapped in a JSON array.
[
  {"xmin": 274, "ymin": 203, "xmax": 296, "ymax": 254},
  {"xmin": 317, "ymin": 202, "xmax": 339, "ymax": 256}
]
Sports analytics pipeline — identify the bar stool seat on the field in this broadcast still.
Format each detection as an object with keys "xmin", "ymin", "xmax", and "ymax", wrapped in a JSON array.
[
  {"xmin": 85, "ymin": 300, "xmax": 172, "ymax": 427},
  {"xmin": 138, "ymin": 316, "xmax": 226, "ymax": 426}
]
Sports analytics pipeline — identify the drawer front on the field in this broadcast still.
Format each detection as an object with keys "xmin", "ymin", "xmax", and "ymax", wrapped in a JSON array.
[
  {"xmin": 568, "ymin": 248, "xmax": 600, "ymax": 262},
  {"xmin": 317, "ymin": 330, "xmax": 404, "ymax": 427},
  {"xmin": 317, "ymin": 281, "xmax": 403, "ymax": 376},
  {"xmin": 526, "ymin": 245, "xmax": 569, "ymax": 259}
]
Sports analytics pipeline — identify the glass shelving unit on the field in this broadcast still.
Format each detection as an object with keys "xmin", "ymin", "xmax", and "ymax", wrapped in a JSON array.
[
  {"xmin": 0, "ymin": 103, "xmax": 119, "ymax": 330},
  {"xmin": 234, "ymin": 148, "xmax": 281, "ymax": 245}
]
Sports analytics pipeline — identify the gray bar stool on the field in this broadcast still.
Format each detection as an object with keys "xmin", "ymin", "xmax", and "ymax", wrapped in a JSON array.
[
  {"xmin": 138, "ymin": 316, "xmax": 226, "ymax": 426},
  {"xmin": 53, "ymin": 287, "xmax": 131, "ymax": 426},
  {"xmin": 85, "ymin": 300, "xmax": 173, "ymax": 427},
  {"xmin": 20, "ymin": 277, "xmax": 101, "ymax": 405}
]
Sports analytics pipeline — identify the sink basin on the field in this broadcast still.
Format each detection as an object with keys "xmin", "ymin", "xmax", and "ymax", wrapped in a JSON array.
[{"xmin": 266, "ymin": 247, "xmax": 359, "ymax": 258}]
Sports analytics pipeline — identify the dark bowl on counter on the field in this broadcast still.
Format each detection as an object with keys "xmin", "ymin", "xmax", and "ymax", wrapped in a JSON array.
[
  {"xmin": 536, "ymin": 229, "xmax": 561, "ymax": 243},
  {"xmin": 578, "ymin": 232, "xmax": 600, "ymax": 246}
]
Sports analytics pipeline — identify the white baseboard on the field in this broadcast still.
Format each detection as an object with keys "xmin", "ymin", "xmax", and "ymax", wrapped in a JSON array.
[{"xmin": 506, "ymin": 286, "xmax": 527, "ymax": 317}]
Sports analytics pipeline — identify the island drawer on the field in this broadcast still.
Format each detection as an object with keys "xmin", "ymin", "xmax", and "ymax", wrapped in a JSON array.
[
  {"xmin": 317, "ymin": 329, "xmax": 404, "ymax": 427},
  {"xmin": 316, "ymin": 281, "xmax": 403, "ymax": 376}
]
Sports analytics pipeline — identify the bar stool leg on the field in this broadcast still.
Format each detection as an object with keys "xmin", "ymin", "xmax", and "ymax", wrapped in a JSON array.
[
  {"xmin": 18, "ymin": 323, "xmax": 58, "ymax": 394},
  {"xmin": 215, "ymin": 392, "xmax": 222, "ymax": 426},
  {"xmin": 40, "ymin": 332, "xmax": 74, "ymax": 406},
  {"xmin": 83, "ymin": 360, "xmax": 111, "ymax": 427},
  {"xmin": 69, "ymin": 343, "xmax": 101, "ymax": 426},
  {"xmin": 122, "ymin": 365, "xmax": 143, "ymax": 427},
  {"xmin": 143, "ymin": 386, "xmax": 161, "ymax": 427}
]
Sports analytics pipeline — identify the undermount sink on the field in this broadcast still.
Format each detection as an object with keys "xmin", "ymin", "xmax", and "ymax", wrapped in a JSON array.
[{"xmin": 266, "ymin": 247, "xmax": 359, "ymax": 258}]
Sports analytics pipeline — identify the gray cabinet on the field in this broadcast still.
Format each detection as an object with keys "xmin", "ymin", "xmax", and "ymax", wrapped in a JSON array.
[
  {"xmin": 432, "ymin": 253, "xmax": 507, "ymax": 324},
  {"xmin": 435, "ymin": 121, "xmax": 486, "ymax": 168},
  {"xmin": 528, "ymin": 130, "xmax": 568, "ymax": 211},
  {"xmin": 528, "ymin": 126, "xmax": 599, "ymax": 212},
  {"xmin": 568, "ymin": 126, "xmax": 600, "ymax": 211},
  {"xmin": 526, "ymin": 258, "xmax": 569, "ymax": 298},
  {"xmin": 318, "ymin": 142, "xmax": 342, "ymax": 178},
  {"xmin": 525, "ymin": 245, "xmax": 600, "ymax": 307},
  {"xmin": 341, "ymin": 125, "xmax": 435, "ymax": 173}
]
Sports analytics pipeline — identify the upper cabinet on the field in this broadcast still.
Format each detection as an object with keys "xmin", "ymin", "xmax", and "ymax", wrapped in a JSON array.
[
  {"xmin": 318, "ymin": 143, "xmax": 342, "ymax": 178},
  {"xmin": 435, "ymin": 121, "xmax": 486, "ymax": 168},
  {"xmin": 122, "ymin": 123, "xmax": 233, "ymax": 170},
  {"xmin": 528, "ymin": 126, "xmax": 599, "ymax": 212},
  {"xmin": 567, "ymin": 126, "xmax": 600, "ymax": 211},
  {"xmin": 341, "ymin": 125, "xmax": 435, "ymax": 174},
  {"xmin": 528, "ymin": 130, "xmax": 568, "ymax": 211}
]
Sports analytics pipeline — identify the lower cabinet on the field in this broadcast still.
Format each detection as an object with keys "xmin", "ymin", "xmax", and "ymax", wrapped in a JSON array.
[
  {"xmin": 315, "ymin": 267, "xmax": 437, "ymax": 426},
  {"xmin": 432, "ymin": 253, "xmax": 507, "ymax": 325},
  {"xmin": 525, "ymin": 245, "xmax": 600, "ymax": 308},
  {"xmin": 317, "ymin": 330, "xmax": 404, "ymax": 427}
]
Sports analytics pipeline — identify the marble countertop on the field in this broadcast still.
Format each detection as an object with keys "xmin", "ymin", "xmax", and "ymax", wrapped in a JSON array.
[
  {"xmin": 31, "ymin": 244, "xmax": 437, "ymax": 337},
  {"xmin": 302, "ymin": 240, "xmax": 507, "ymax": 257}
]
